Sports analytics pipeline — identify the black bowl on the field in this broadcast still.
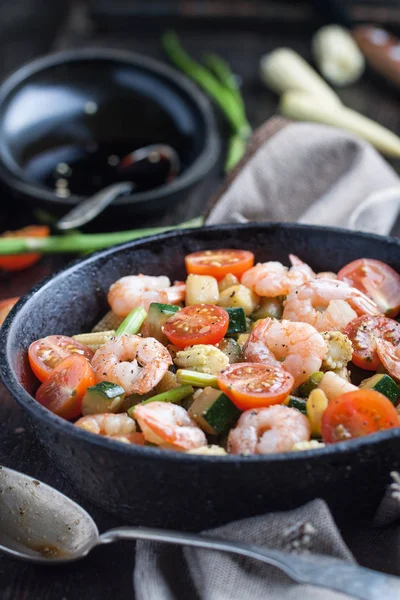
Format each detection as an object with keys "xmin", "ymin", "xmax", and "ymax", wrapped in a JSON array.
[
  {"xmin": 0, "ymin": 48, "xmax": 220, "ymax": 219},
  {"xmin": 1, "ymin": 223, "xmax": 400, "ymax": 531}
]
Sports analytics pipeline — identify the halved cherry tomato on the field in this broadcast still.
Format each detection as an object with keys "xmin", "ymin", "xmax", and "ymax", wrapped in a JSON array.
[
  {"xmin": 321, "ymin": 390, "xmax": 399, "ymax": 444},
  {"xmin": 218, "ymin": 362, "xmax": 294, "ymax": 410},
  {"xmin": 376, "ymin": 338, "xmax": 400, "ymax": 380},
  {"xmin": 163, "ymin": 304, "xmax": 229, "ymax": 348},
  {"xmin": 0, "ymin": 297, "xmax": 19, "ymax": 326},
  {"xmin": 28, "ymin": 335, "xmax": 94, "ymax": 382},
  {"xmin": 343, "ymin": 315, "xmax": 400, "ymax": 371},
  {"xmin": 0, "ymin": 225, "xmax": 50, "ymax": 272},
  {"xmin": 338, "ymin": 258, "xmax": 400, "ymax": 317},
  {"xmin": 35, "ymin": 355, "xmax": 95, "ymax": 420},
  {"xmin": 185, "ymin": 249, "xmax": 254, "ymax": 281}
]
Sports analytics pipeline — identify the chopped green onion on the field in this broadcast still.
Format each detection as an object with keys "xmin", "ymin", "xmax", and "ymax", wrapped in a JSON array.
[
  {"xmin": 176, "ymin": 369, "xmax": 219, "ymax": 388},
  {"xmin": 128, "ymin": 385, "xmax": 194, "ymax": 415},
  {"xmin": 116, "ymin": 307, "xmax": 147, "ymax": 336}
]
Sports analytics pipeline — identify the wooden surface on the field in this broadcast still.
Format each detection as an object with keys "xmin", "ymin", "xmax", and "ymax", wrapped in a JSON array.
[{"xmin": 2, "ymin": 2, "xmax": 400, "ymax": 598}]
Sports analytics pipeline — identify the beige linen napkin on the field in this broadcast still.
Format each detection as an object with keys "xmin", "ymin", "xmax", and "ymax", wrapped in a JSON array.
[
  {"xmin": 135, "ymin": 121, "xmax": 400, "ymax": 599},
  {"xmin": 206, "ymin": 118, "xmax": 400, "ymax": 236},
  {"xmin": 134, "ymin": 475, "xmax": 400, "ymax": 600}
]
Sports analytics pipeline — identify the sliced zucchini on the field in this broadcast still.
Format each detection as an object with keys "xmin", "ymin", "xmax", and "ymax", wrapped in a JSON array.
[
  {"xmin": 251, "ymin": 297, "xmax": 284, "ymax": 320},
  {"xmin": 81, "ymin": 382, "xmax": 125, "ymax": 415},
  {"xmin": 283, "ymin": 395, "xmax": 307, "ymax": 414},
  {"xmin": 298, "ymin": 372, "xmax": 324, "ymax": 398},
  {"xmin": 225, "ymin": 307, "xmax": 247, "ymax": 335},
  {"xmin": 147, "ymin": 302, "xmax": 180, "ymax": 343},
  {"xmin": 359, "ymin": 373, "xmax": 400, "ymax": 405},
  {"xmin": 217, "ymin": 338, "xmax": 243, "ymax": 363},
  {"xmin": 188, "ymin": 387, "xmax": 241, "ymax": 435}
]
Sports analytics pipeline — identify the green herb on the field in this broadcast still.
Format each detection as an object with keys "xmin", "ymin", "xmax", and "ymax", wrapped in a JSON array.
[
  {"xmin": 116, "ymin": 307, "xmax": 147, "ymax": 336},
  {"xmin": 162, "ymin": 31, "xmax": 251, "ymax": 171},
  {"xmin": 0, "ymin": 217, "xmax": 203, "ymax": 256},
  {"xmin": 128, "ymin": 385, "xmax": 194, "ymax": 415}
]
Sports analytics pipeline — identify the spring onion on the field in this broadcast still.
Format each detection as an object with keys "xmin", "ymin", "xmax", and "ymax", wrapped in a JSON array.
[
  {"xmin": 128, "ymin": 385, "xmax": 194, "ymax": 414},
  {"xmin": 176, "ymin": 369, "xmax": 219, "ymax": 388},
  {"xmin": 0, "ymin": 217, "xmax": 203, "ymax": 256},
  {"xmin": 280, "ymin": 90, "xmax": 400, "ymax": 158},
  {"xmin": 116, "ymin": 307, "xmax": 147, "ymax": 336},
  {"xmin": 162, "ymin": 31, "xmax": 251, "ymax": 171}
]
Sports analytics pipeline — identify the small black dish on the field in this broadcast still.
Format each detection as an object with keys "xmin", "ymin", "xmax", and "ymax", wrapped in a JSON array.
[
  {"xmin": 1, "ymin": 223, "xmax": 400, "ymax": 531},
  {"xmin": 0, "ymin": 48, "xmax": 220, "ymax": 220}
]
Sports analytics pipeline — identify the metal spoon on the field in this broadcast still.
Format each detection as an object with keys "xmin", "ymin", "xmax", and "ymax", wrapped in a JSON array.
[
  {"xmin": 56, "ymin": 144, "xmax": 180, "ymax": 230},
  {"xmin": 0, "ymin": 466, "xmax": 399, "ymax": 600}
]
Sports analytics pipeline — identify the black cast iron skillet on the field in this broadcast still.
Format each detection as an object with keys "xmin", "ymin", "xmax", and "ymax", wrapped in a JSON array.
[
  {"xmin": 0, "ymin": 49, "xmax": 220, "ymax": 220},
  {"xmin": 1, "ymin": 223, "xmax": 400, "ymax": 531}
]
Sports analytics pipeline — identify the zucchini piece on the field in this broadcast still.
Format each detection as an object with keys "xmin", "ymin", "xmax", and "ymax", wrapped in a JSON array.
[
  {"xmin": 283, "ymin": 395, "xmax": 307, "ymax": 414},
  {"xmin": 188, "ymin": 387, "xmax": 241, "ymax": 435},
  {"xmin": 298, "ymin": 372, "xmax": 324, "ymax": 398},
  {"xmin": 360, "ymin": 373, "xmax": 400, "ymax": 405},
  {"xmin": 217, "ymin": 338, "xmax": 243, "ymax": 363},
  {"xmin": 147, "ymin": 302, "xmax": 180, "ymax": 343},
  {"xmin": 82, "ymin": 382, "xmax": 125, "ymax": 415},
  {"xmin": 251, "ymin": 297, "xmax": 284, "ymax": 320},
  {"xmin": 225, "ymin": 307, "xmax": 247, "ymax": 335}
]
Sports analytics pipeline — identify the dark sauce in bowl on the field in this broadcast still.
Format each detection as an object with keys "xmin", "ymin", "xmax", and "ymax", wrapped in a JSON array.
[
  {"xmin": 23, "ymin": 141, "xmax": 182, "ymax": 197},
  {"xmin": 0, "ymin": 57, "xmax": 205, "ymax": 201}
]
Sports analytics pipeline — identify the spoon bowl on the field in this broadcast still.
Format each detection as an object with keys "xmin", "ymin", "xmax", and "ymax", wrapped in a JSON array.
[{"xmin": 0, "ymin": 466, "xmax": 98, "ymax": 563}]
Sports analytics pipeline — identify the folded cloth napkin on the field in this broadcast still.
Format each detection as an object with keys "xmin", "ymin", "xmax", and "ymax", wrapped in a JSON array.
[
  {"xmin": 134, "ymin": 475, "xmax": 400, "ymax": 600},
  {"xmin": 205, "ymin": 118, "xmax": 400, "ymax": 236},
  {"xmin": 135, "ymin": 120, "xmax": 400, "ymax": 599}
]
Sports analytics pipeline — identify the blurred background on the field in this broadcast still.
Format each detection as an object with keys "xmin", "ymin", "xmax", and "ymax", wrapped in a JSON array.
[{"xmin": 1, "ymin": 0, "xmax": 400, "ymax": 290}]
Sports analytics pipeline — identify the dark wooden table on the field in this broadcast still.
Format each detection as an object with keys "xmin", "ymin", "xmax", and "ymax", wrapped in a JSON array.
[{"xmin": 1, "ymin": 3, "xmax": 400, "ymax": 598}]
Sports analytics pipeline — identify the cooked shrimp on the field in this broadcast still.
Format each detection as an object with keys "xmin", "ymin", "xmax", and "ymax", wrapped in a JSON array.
[
  {"xmin": 75, "ymin": 413, "xmax": 136, "ymax": 436},
  {"xmin": 228, "ymin": 405, "xmax": 311, "ymax": 455},
  {"xmin": 283, "ymin": 279, "xmax": 380, "ymax": 331},
  {"xmin": 108, "ymin": 274, "xmax": 185, "ymax": 316},
  {"xmin": 92, "ymin": 334, "xmax": 172, "ymax": 395},
  {"xmin": 316, "ymin": 271, "xmax": 337, "ymax": 280},
  {"xmin": 241, "ymin": 254, "xmax": 315, "ymax": 298},
  {"xmin": 244, "ymin": 318, "xmax": 326, "ymax": 387},
  {"xmin": 133, "ymin": 402, "xmax": 207, "ymax": 451}
]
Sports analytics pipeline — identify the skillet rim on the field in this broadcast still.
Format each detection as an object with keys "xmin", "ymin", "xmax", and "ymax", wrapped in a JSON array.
[{"xmin": 1, "ymin": 221, "xmax": 400, "ymax": 465}]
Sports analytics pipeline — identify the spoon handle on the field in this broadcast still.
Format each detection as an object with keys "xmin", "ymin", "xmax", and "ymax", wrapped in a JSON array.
[
  {"xmin": 56, "ymin": 182, "xmax": 133, "ymax": 230},
  {"xmin": 99, "ymin": 527, "xmax": 400, "ymax": 600}
]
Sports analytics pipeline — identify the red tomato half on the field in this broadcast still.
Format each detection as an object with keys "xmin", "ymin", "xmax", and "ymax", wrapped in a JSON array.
[
  {"xmin": 338, "ymin": 258, "xmax": 400, "ymax": 317},
  {"xmin": 28, "ymin": 335, "xmax": 94, "ymax": 382},
  {"xmin": 35, "ymin": 355, "xmax": 95, "ymax": 420},
  {"xmin": 0, "ymin": 225, "xmax": 50, "ymax": 272},
  {"xmin": 343, "ymin": 315, "xmax": 400, "ymax": 371},
  {"xmin": 163, "ymin": 304, "xmax": 229, "ymax": 348},
  {"xmin": 218, "ymin": 362, "xmax": 294, "ymax": 410},
  {"xmin": 0, "ymin": 297, "xmax": 19, "ymax": 326},
  {"xmin": 321, "ymin": 390, "xmax": 399, "ymax": 444},
  {"xmin": 185, "ymin": 249, "xmax": 254, "ymax": 280}
]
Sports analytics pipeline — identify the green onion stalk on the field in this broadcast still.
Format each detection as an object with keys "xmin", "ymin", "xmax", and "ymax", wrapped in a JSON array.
[
  {"xmin": 0, "ymin": 217, "xmax": 203, "ymax": 256},
  {"xmin": 128, "ymin": 385, "xmax": 194, "ymax": 415},
  {"xmin": 176, "ymin": 369, "xmax": 219, "ymax": 389},
  {"xmin": 116, "ymin": 307, "xmax": 147, "ymax": 336},
  {"xmin": 162, "ymin": 32, "xmax": 252, "ymax": 171}
]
